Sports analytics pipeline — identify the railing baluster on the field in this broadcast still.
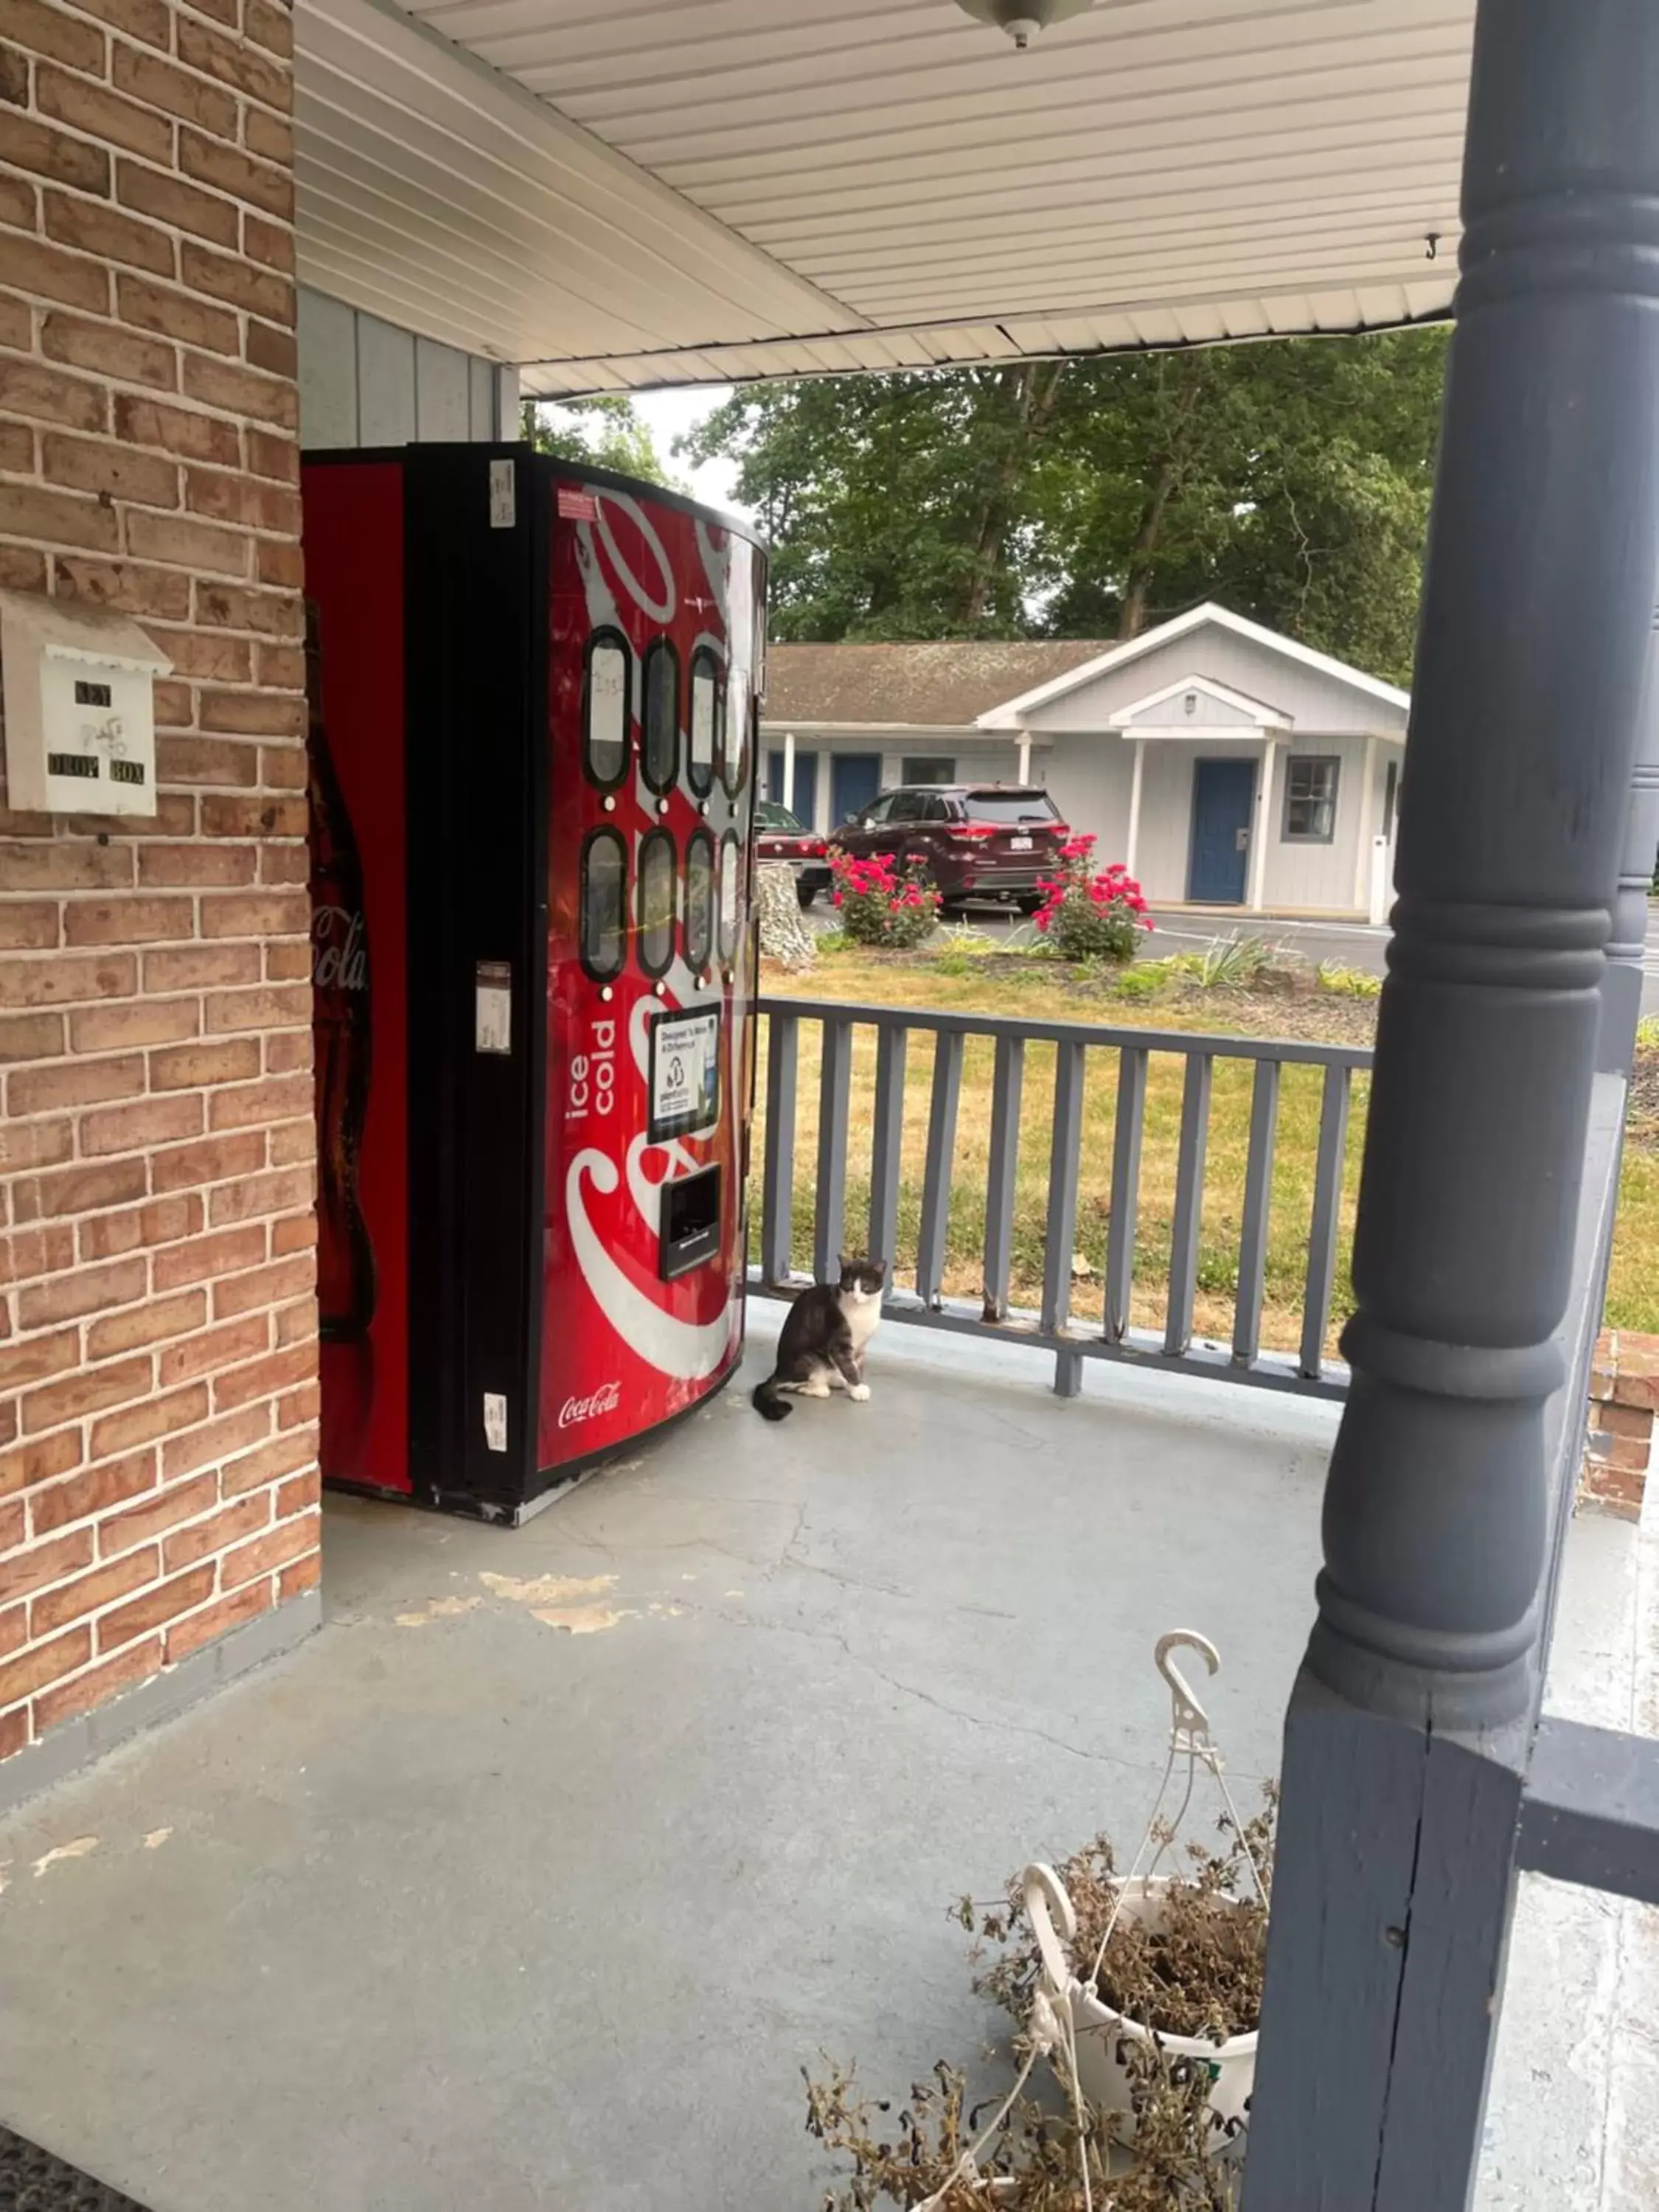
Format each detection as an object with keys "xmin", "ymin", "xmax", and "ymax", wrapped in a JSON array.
[
  {"xmin": 867, "ymin": 1021, "xmax": 908, "ymax": 1278},
  {"xmin": 759, "ymin": 1010, "xmax": 798, "ymax": 1286},
  {"xmin": 915, "ymin": 1030, "xmax": 964, "ymax": 1308},
  {"xmin": 813, "ymin": 1016, "xmax": 854, "ymax": 1283},
  {"xmin": 1233, "ymin": 1057, "xmax": 1281, "ymax": 1368},
  {"xmin": 1301, "ymin": 1062, "xmax": 1352, "ymax": 1380},
  {"xmin": 1164, "ymin": 1051, "xmax": 1213, "ymax": 1356},
  {"xmin": 982, "ymin": 1036, "xmax": 1025, "ymax": 1322},
  {"xmin": 1105, "ymin": 1046, "xmax": 1147, "ymax": 1342},
  {"xmin": 1042, "ymin": 1040, "xmax": 1088, "ymax": 1396}
]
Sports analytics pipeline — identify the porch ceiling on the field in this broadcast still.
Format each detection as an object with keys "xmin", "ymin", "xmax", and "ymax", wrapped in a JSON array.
[{"xmin": 292, "ymin": 0, "xmax": 1473, "ymax": 394}]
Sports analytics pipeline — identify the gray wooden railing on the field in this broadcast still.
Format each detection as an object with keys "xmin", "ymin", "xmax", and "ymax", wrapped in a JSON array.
[{"xmin": 751, "ymin": 995, "xmax": 1371, "ymax": 1404}]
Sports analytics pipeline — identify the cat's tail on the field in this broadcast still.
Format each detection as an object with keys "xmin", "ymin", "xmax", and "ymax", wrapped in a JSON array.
[{"xmin": 751, "ymin": 1373, "xmax": 793, "ymax": 1422}]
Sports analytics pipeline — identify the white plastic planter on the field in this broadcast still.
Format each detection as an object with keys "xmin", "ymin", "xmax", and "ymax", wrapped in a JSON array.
[{"xmin": 1022, "ymin": 1865, "xmax": 1257, "ymax": 2147}]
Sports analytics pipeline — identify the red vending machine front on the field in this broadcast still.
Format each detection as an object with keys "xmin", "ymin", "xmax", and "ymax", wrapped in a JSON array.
[{"xmin": 302, "ymin": 448, "xmax": 766, "ymax": 1521}]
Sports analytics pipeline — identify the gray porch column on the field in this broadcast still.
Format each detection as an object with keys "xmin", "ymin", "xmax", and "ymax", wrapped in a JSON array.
[
  {"xmin": 1600, "ymin": 618, "xmax": 1659, "ymax": 1073},
  {"xmin": 1242, "ymin": 7, "xmax": 1659, "ymax": 2210}
]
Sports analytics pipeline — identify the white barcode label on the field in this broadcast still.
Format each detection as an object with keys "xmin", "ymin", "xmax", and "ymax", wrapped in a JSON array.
[
  {"xmin": 488, "ymin": 459, "xmax": 515, "ymax": 529},
  {"xmin": 483, "ymin": 1393, "xmax": 508, "ymax": 1453}
]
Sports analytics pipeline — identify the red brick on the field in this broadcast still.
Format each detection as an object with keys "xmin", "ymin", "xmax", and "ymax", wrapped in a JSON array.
[
  {"xmin": 0, "ymin": 0, "xmax": 105, "ymax": 71},
  {"xmin": 39, "ymin": 432, "xmax": 175, "ymax": 511},
  {"xmin": 21, "ymin": 1159, "xmax": 148, "ymax": 1222},
  {"xmin": 112, "ymin": 392, "xmax": 240, "ymax": 469},
  {"xmin": 241, "ymin": 212, "xmax": 293, "ymax": 279},
  {"xmin": 0, "ymin": 1330, "xmax": 80, "ymax": 1395},
  {"xmin": 256, "ymin": 539, "xmax": 302, "ymax": 590},
  {"xmin": 150, "ymin": 1129, "xmax": 263, "ymax": 1194},
  {"xmin": 0, "ymin": 1527, "xmax": 92, "ymax": 1605},
  {"xmin": 0, "ymin": 231, "xmax": 110, "ymax": 314},
  {"xmin": 269, "ymin": 1121, "xmax": 313, "ymax": 1169},
  {"xmin": 0, "ymin": 477, "xmax": 117, "ymax": 549},
  {"xmin": 194, "ymin": 580, "xmax": 299, "ymax": 638},
  {"xmin": 179, "ymin": 128, "xmax": 291, "ymax": 220},
  {"xmin": 0, "ymin": 105, "xmax": 111, "ymax": 193},
  {"xmin": 0, "ymin": 1705, "xmax": 26, "ymax": 1755},
  {"xmin": 22, "ymin": 1354, "xmax": 150, "ymax": 1435},
  {"xmin": 9, "ymin": 1053, "xmax": 145, "ymax": 1116},
  {"xmin": 276, "ymin": 1550, "xmax": 318, "ymax": 1603},
  {"xmin": 160, "ymin": 1399, "xmax": 266, "ymax": 1478},
  {"xmin": 159, "ymin": 1311, "xmax": 265, "ymax": 1384},
  {"xmin": 18, "ymin": 1255, "xmax": 147, "ymax": 1331},
  {"xmin": 0, "ymin": 1603, "xmax": 24, "ymax": 1658},
  {"xmin": 0, "ymin": 905, "xmax": 60, "ymax": 951},
  {"xmin": 126, "ymin": 509, "xmax": 250, "ymax": 577},
  {"xmin": 208, "ymin": 1166, "xmax": 312, "ymax": 1226},
  {"xmin": 146, "ymin": 625, "xmax": 251, "ymax": 683},
  {"xmin": 37, "ymin": 64, "xmax": 173, "ymax": 164},
  {"xmin": 263, "ymin": 1030, "xmax": 310, "ymax": 1077},
  {"xmin": 96, "ymin": 1559, "xmax": 212, "ymax": 1651},
  {"xmin": 272, "ymin": 1296, "xmax": 315, "ymax": 1348},
  {"xmin": 209, "ymin": 1071, "xmax": 310, "ymax": 1133},
  {"xmin": 86, "ymin": 1290, "xmax": 206, "ymax": 1359},
  {"xmin": 221, "ymin": 1507, "xmax": 314, "ymax": 1590},
  {"xmin": 219, "ymin": 1420, "xmax": 310, "ymax": 1496},
  {"xmin": 177, "ymin": 237, "xmax": 288, "ymax": 324},
  {"xmin": 0, "ymin": 841, "xmax": 132, "ymax": 894},
  {"xmin": 184, "ymin": 466, "xmax": 296, "ymax": 532},
  {"xmin": 116, "ymin": 274, "xmax": 237, "ymax": 358},
  {"xmin": 245, "ymin": 318, "xmax": 297, "ymax": 381},
  {"xmin": 0, "ymin": 414, "xmax": 34, "ymax": 467},
  {"xmin": 0, "ymin": 355, "xmax": 107, "ymax": 432},
  {"xmin": 175, "ymin": 15, "xmax": 289, "ymax": 111},
  {"xmin": 144, "ymin": 942, "xmax": 259, "ymax": 993},
  {"xmin": 48, "ymin": 311, "xmax": 181, "ymax": 401},
  {"xmin": 77, "ymin": 796, "xmax": 197, "ymax": 842},
  {"xmin": 165, "ymin": 1570, "xmax": 269, "ymax": 1661},
  {"xmin": 198, "ymin": 890, "xmax": 308, "ymax": 944},
  {"xmin": 211, "ymin": 1253, "xmax": 310, "ymax": 1323},
  {"xmin": 254, "ymin": 639, "xmax": 303, "ymax": 691},
  {"xmin": 80, "ymin": 1093, "xmax": 202, "ymax": 1156},
  {"xmin": 153, "ymin": 1223, "xmax": 265, "ymax": 1290},
  {"xmin": 139, "ymin": 841, "xmax": 257, "ymax": 888},
  {"xmin": 246, "ymin": 427, "xmax": 298, "ymax": 484},
  {"xmin": 0, "ymin": 1428, "xmax": 83, "ymax": 1502},
  {"xmin": 35, "ymin": 1631, "xmax": 161, "ymax": 1729},
  {"xmin": 0, "ymin": 1624, "xmax": 90, "ymax": 1708},
  {"xmin": 73, "ymin": 0, "xmax": 170, "ymax": 48},
  {"xmin": 0, "ymin": 162, "xmax": 34, "ymax": 232},
  {"xmin": 274, "ymin": 1467, "xmax": 317, "ymax": 1521},
  {"xmin": 0, "ymin": 1120, "xmax": 74, "ymax": 1174},
  {"xmin": 115, "ymin": 158, "xmax": 237, "ymax": 251},
  {"xmin": 147, "ymin": 1038, "xmax": 260, "ymax": 1093},
  {"xmin": 70, "ymin": 998, "xmax": 198, "ymax": 1052},
  {"xmin": 0, "ymin": 1015, "xmax": 65, "ymax": 1065},
  {"xmin": 44, "ymin": 187, "xmax": 174, "ymax": 279},
  {"xmin": 202, "ymin": 985, "xmax": 307, "ymax": 1036},
  {"xmin": 163, "ymin": 1486, "xmax": 266, "ymax": 1570},
  {"xmin": 0, "ymin": 1504, "xmax": 20, "ymax": 1556},
  {"xmin": 212, "ymin": 1339, "xmax": 310, "ymax": 1412},
  {"xmin": 89, "ymin": 1380, "xmax": 208, "ymax": 1459},
  {"xmin": 0, "ymin": 1221, "xmax": 75, "ymax": 1282},
  {"xmin": 79, "ymin": 1193, "xmax": 199, "ymax": 1262},
  {"xmin": 54, "ymin": 553, "xmax": 191, "ymax": 620},
  {"xmin": 32, "ymin": 1545, "xmax": 158, "ymax": 1635},
  {"xmin": 112, "ymin": 42, "xmax": 237, "ymax": 136},
  {"xmin": 243, "ymin": 0, "xmax": 292, "ymax": 58},
  {"xmin": 201, "ymin": 689, "xmax": 303, "ymax": 739},
  {"xmin": 262, "ymin": 940, "xmax": 307, "ymax": 982},
  {"xmin": 178, "ymin": 347, "xmax": 295, "ymax": 431},
  {"xmin": 30, "ymin": 1447, "xmax": 156, "ymax": 1534},
  {"xmin": 154, "ymin": 732, "xmax": 257, "ymax": 786},
  {"xmin": 99, "ymin": 1470, "xmax": 216, "ymax": 1558},
  {"xmin": 0, "ymin": 546, "xmax": 49, "ymax": 593},
  {"xmin": 0, "ymin": 951, "xmax": 136, "ymax": 1009}
]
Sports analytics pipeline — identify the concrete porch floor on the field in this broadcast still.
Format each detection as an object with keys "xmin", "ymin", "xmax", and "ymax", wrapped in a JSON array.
[{"xmin": 0, "ymin": 1307, "xmax": 1650, "ymax": 2211}]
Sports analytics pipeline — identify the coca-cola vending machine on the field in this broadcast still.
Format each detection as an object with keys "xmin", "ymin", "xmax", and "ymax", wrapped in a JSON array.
[{"xmin": 301, "ymin": 447, "xmax": 766, "ymax": 1521}]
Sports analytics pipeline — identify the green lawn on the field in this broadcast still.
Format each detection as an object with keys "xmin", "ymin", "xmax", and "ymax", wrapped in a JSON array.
[{"xmin": 751, "ymin": 947, "xmax": 1658, "ymax": 1353}]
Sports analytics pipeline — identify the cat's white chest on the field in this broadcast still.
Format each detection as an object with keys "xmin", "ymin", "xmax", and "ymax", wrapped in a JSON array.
[{"xmin": 842, "ymin": 1293, "xmax": 883, "ymax": 1352}]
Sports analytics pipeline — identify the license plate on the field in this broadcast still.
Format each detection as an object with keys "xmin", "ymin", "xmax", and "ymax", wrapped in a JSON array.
[{"xmin": 1009, "ymin": 835, "xmax": 1034, "ymax": 851}]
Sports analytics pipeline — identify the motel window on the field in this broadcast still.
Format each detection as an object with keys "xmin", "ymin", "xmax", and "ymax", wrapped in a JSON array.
[
  {"xmin": 901, "ymin": 757, "xmax": 956, "ymax": 785},
  {"xmin": 1283, "ymin": 756, "xmax": 1340, "ymax": 843}
]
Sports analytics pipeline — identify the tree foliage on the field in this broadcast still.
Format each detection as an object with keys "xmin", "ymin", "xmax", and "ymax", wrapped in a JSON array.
[
  {"xmin": 521, "ymin": 395, "xmax": 679, "ymax": 488},
  {"xmin": 679, "ymin": 333, "xmax": 1448, "ymax": 684}
]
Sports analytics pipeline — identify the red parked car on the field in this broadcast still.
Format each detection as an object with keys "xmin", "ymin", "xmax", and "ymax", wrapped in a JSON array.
[
  {"xmin": 832, "ymin": 785, "xmax": 1068, "ymax": 914},
  {"xmin": 755, "ymin": 799, "xmax": 832, "ymax": 907}
]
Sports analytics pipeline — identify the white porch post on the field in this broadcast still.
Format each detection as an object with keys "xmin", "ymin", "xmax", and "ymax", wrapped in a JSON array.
[
  {"xmin": 781, "ymin": 730, "xmax": 796, "ymax": 813},
  {"xmin": 1352, "ymin": 734, "xmax": 1380, "ymax": 912},
  {"xmin": 1124, "ymin": 737, "xmax": 1145, "ymax": 875},
  {"xmin": 1016, "ymin": 730, "xmax": 1032, "ymax": 785},
  {"xmin": 1249, "ymin": 737, "xmax": 1278, "ymax": 911}
]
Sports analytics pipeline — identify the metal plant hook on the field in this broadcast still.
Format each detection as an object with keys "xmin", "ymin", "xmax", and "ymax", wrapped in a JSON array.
[{"xmin": 1155, "ymin": 1629, "xmax": 1222, "ymax": 1765}]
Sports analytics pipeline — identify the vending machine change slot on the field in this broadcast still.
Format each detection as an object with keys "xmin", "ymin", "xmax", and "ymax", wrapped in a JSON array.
[{"xmin": 659, "ymin": 1164, "xmax": 721, "ymax": 1281}]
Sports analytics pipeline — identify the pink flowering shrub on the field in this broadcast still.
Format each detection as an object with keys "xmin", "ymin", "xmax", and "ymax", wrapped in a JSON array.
[
  {"xmin": 1033, "ymin": 835, "xmax": 1153, "ymax": 964},
  {"xmin": 828, "ymin": 847, "xmax": 941, "ymax": 949}
]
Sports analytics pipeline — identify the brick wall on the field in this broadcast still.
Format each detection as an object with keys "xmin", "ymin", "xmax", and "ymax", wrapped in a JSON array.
[
  {"xmin": 1582, "ymin": 1330, "xmax": 1658, "ymax": 1522},
  {"xmin": 0, "ymin": 0, "xmax": 318, "ymax": 1767}
]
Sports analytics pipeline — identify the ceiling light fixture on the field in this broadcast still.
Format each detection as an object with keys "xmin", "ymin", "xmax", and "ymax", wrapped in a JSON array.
[{"xmin": 954, "ymin": 0, "xmax": 1096, "ymax": 51}]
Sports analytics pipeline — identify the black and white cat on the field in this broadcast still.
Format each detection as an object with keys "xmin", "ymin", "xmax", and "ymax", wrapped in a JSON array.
[{"xmin": 751, "ymin": 1256, "xmax": 887, "ymax": 1422}]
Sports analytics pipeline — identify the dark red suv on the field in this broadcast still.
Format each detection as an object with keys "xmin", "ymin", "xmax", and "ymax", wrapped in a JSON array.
[{"xmin": 832, "ymin": 785, "xmax": 1068, "ymax": 914}]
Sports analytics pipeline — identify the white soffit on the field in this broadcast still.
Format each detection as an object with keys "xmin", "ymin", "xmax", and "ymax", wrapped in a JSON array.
[{"xmin": 294, "ymin": 0, "xmax": 1475, "ymax": 393}]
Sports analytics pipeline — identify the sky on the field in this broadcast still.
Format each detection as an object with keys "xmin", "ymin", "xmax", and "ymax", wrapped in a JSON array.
[{"xmin": 627, "ymin": 385, "xmax": 746, "ymax": 515}]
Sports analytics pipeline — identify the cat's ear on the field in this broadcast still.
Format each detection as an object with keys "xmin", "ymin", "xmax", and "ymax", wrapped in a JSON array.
[{"xmin": 837, "ymin": 1253, "xmax": 850, "ymax": 1276}]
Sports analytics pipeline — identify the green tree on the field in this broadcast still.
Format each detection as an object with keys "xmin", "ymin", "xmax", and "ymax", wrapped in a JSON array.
[
  {"xmin": 681, "ymin": 333, "xmax": 1447, "ymax": 684},
  {"xmin": 521, "ymin": 395, "xmax": 680, "ymax": 488}
]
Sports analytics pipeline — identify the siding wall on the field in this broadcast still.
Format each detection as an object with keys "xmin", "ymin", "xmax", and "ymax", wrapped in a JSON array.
[
  {"xmin": 1025, "ymin": 626, "xmax": 1407, "ymax": 740},
  {"xmin": 296, "ymin": 286, "xmax": 518, "ymax": 451},
  {"xmin": 0, "ymin": 0, "xmax": 320, "ymax": 1780}
]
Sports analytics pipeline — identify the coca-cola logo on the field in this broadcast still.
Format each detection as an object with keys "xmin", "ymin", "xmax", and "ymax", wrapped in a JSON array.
[
  {"xmin": 313, "ymin": 906, "xmax": 366, "ymax": 991},
  {"xmin": 558, "ymin": 1380, "xmax": 621, "ymax": 1430}
]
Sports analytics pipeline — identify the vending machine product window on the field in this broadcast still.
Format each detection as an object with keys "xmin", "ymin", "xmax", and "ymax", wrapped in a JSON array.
[
  {"xmin": 583, "ymin": 628, "xmax": 631, "ymax": 790},
  {"xmin": 580, "ymin": 827, "xmax": 627, "ymax": 979},
  {"xmin": 684, "ymin": 830, "xmax": 714, "ymax": 973},
  {"xmin": 641, "ymin": 637, "xmax": 679, "ymax": 795},
  {"xmin": 688, "ymin": 647, "xmax": 717, "ymax": 798},
  {"xmin": 717, "ymin": 832, "xmax": 740, "ymax": 967},
  {"xmin": 637, "ymin": 830, "xmax": 676, "ymax": 978},
  {"xmin": 721, "ymin": 665, "xmax": 748, "ymax": 799}
]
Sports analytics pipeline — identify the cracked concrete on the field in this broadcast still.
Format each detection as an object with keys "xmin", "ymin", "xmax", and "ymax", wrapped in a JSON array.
[{"xmin": 0, "ymin": 1304, "xmax": 1638, "ymax": 2209}]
